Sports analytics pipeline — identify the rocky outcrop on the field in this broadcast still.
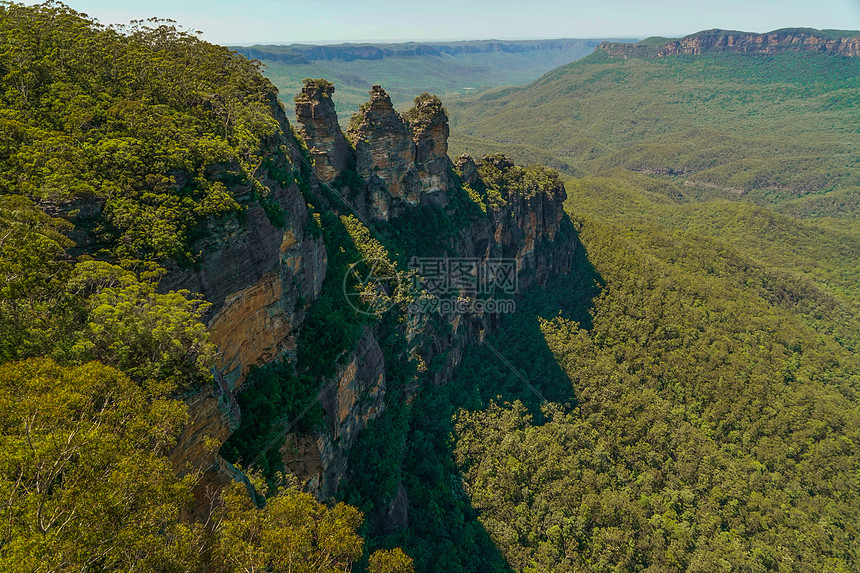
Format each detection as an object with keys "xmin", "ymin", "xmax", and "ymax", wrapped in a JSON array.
[
  {"xmin": 488, "ymin": 156, "xmax": 570, "ymax": 284},
  {"xmin": 161, "ymin": 81, "xmax": 577, "ymax": 513},
  {"xmin": 599, "ymin": 28, "xmax": 860, "ymax": 58},
  {"xmin": 348, "ymin": 85, "xmax": 419, "ymax": 220},
  {"xmin": 461, "ymin": 153, "xmax": 574, "ymax": 288},
  {"xmin": 456, "ymin": 154, "xmax": 479, "ymax": 186},
  {"xmin": 298, "ymin": 85, "xmax": 456, "ymax": 221},
  {"xmin": 405, "ymin": 93, "xmax": 452, "ymax": 201},
  {"xmin": 294, "ymin": 79, "xmax": 352, "ymax": 182}
]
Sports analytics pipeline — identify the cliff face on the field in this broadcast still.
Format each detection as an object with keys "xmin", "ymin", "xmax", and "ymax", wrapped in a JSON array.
[
  {"xmin": 166, "ymin": 81, "xmax": 577, "ymax": 507},
  {"xmin": 294, "ymin": 80, "xmax": 352, "ymax": 182},
  {"xmin": 599, "ymin": 28, "xmax": 860, "ymax": 58},
  {"xmin": 282, "ymin": 326, "xmax": 386, "ymax": 497},
  {"xmin": 162, "ymin": 97, "xmax": 326, "ymax": 491}
]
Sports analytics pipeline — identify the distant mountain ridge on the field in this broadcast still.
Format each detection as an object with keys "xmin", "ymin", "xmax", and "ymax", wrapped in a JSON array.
[
  {"xmin": 234, "ymin": 38, "xmax": 628, "ymax": 64},
  {"xmin": 599, "ymin": 28, "xmax": 860, "ymax": 58}
]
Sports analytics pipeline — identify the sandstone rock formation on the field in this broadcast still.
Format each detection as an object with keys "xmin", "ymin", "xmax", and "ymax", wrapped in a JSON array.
[
  {"xmin": 294, "ymin": 79, "xmax": 352, "ymax": 182},
  {"xmin": 348, "ymin": 85, "xmax": 419, "ymax": 219},
  {"xmin": 455, "ymin": 153, "xmax": 479, "ymax": 187},
  {"xmin": 405, "ymin": 93, "xmax": 452, "ymax": 201}
]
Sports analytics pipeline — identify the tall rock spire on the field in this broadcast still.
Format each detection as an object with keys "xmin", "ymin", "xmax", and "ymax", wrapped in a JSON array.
[
  {"xmin": 348, "ymin": 86, "xmax": 418, "ymax": 219},
  {"xmin": 405, "ymin": 93, "xmax": 452, "ymax": 199},
  {"xmin": 294, "ymin": 79, "xmax": 351, "ymax": 182}
]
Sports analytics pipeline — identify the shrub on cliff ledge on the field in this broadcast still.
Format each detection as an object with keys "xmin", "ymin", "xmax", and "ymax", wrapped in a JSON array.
[
  {"xmin": 471, "ymin": 153, "xmax": 565, "ymax": 209},
  {"xmin": 403, "ymin": 92, "xmax": 447, "ymax": 130}
]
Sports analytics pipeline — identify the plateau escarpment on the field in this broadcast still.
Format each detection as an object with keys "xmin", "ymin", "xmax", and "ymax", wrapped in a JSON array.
[{"xmin": 598, "ymin": 28, "xmax": 860, "ymax": 58}]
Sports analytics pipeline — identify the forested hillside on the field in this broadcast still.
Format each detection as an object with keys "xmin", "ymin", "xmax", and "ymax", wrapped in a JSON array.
[
  {"xmin": 441, "ymin": 210, "xmax": 860, "ymax": 572},
  {"xmin": 0, "ymin": 4, "xmax": 413, "ymax": 571},
  {"xmin": 413, "ymin": 31, "xmax": 860, "ymax": 572},
  {"xmin": 351, "ymin": 179, "xmax": 860, "ymax": 571},
  {"xmin": 448, "ymin": 39, "xmax": 860, "ymax": 212}
]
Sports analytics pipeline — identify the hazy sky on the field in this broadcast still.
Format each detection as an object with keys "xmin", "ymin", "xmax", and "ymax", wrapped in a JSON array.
[{"xmin": 57, "ymin": 0, "xmax": 860, "ymax": 45}]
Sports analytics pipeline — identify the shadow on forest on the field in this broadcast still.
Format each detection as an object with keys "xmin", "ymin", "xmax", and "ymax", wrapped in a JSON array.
[{"xmin": 345, "ymin": 222, "xmax": 603, "ymax": 572}]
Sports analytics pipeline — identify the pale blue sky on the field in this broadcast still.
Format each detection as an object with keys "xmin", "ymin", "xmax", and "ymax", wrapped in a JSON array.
[{"xmin": 54, "ymin": 0, "xmax": 860, "ymax": 45}]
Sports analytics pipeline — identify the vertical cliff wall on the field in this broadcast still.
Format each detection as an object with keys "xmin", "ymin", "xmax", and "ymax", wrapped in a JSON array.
[
  {"xmin": 598, "ymin": 28, "xmax": 860, "ymax": 58},
  {"xmin": 162, "ymin": 97, "xmax": 327, "ymax": 497}
]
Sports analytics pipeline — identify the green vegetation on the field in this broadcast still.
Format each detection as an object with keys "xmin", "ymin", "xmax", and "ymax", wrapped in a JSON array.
[
  {"xmin": 332, "ymin": 41, "xmax": 860, "ymax": 572},
  {"xmin": 0, "ymin": 357, "xmax": 190, "ymax": 571},
  {"xmin": 4, "ymin": 3, "xmax": 859, "ymax": 570},
  {"xmin": 448, "ymin": 49, "xmax": 860, "ymax": 213},
  {"xmin": 0, "ymin": 4, "xmax": 415, "ymax": 571},
  {"xmin": 562, "ymin": 173, "xmax": 860, "ymax": 352},
  {"xmin": 451, "ymin": 215, "xmax": 860, "ymax": 571},
  {"xmin": 0, "ymin": 1, "xmax": 289, "ymax": 261}
]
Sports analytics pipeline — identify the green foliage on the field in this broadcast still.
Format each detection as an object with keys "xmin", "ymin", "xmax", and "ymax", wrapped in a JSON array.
[
  {"xmin": 380, "ymin": 204, "xmax": 456, "ymax": 258},
  {"xmin": 221, "ymin": 360, "xmax": 321, "ymax": 476},
  {"xmin": 295, "ymin": 78, "xmax": 335, "ymax": 100},
  {"xmin": 403, "ymin": 93, "xmax": 446, "ymax": 127},
  {"xmin": 68, "ymin": 261, "xmax": 215, "ymax": 390},
  {"xmin": 0, "ymin": 358, "xmax": 192, "ymax": 572},
  {"xmin": 0, "ymin": 2, "xmax": 288, "ymax": 260},
  {"xmin": 330, "ymin": 168, "xmax": 365, "ymax": 192},
  {"xmin": 209, "ymin": 479, "xmax": 365, "ymax": 573},
  {"xmin": 368, "ymin": 548, "xmax": 415, "ymax": 573},
  {"xmin": 449, "ymin": 50, "xmax": 860, "ymax": 213},
  {"xmin": 0, "ymin": 195, "xmax": 217, "ymax": 390},
  {"xmin": 563, "ymin": 174, "xmax": 860, "ymax": 352},
  {"xmin": 348, "ymin": 100, "xmax": 373, "ymax": 133},
  {"xmin": 0, "ymin": 195, "xmax": 74, "ymax": 361},
  {"xmin": 476, "ymin": 154, "xmax": 565, "ymax": 207},
  {"xmin": 451, "ymin": 217, "xmax": 860, "ymax": 572}
]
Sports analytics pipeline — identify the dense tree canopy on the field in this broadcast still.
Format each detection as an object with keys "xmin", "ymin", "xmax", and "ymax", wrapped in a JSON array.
[{"xmin": 0, "ymin": 1, "xmax": 287, "ymax": 260}]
